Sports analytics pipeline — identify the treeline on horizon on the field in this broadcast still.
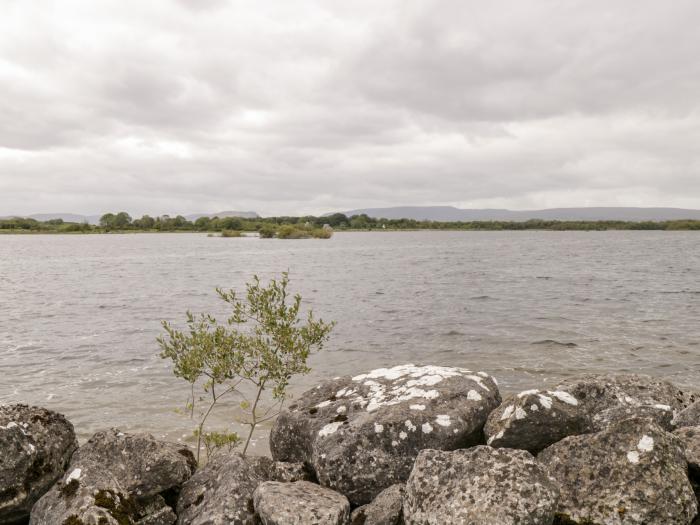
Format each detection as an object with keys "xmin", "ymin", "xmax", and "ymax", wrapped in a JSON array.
[{"xmin": 2, "ymin": 211, "xmax": 700, "ymax": 233}]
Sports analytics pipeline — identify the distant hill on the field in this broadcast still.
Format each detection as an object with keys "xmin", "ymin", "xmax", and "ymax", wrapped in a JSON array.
[
  {"xmin": 0, "ymin": 211, "xmax": 259, "ymax": 224},
  {"xmin": 184, "ymin": 211, "xmax": 259, "ymax": 221},
  {"xmin": 0, "ymin": 213, "xmax": 102, "ymax": 224},
  {"xmin": 339, "ymin": 206, "xmax": 700, "ymax": 222}
]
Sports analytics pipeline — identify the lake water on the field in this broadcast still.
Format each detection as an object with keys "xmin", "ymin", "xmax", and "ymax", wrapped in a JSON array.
[{"xmin": 1, "ymin": 231, "xmax": 699, "ymax": 453}]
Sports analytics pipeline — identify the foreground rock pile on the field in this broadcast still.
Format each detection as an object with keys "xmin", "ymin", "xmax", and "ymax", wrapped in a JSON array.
[{"xmin": 1, "ymin": 364, "xmax": 699, "ymax": 524}]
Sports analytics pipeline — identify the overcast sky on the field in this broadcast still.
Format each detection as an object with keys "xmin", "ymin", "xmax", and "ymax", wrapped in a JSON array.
[{"xmin": 2, "ymin": 0, "xmax": 700, "ymax": 217}]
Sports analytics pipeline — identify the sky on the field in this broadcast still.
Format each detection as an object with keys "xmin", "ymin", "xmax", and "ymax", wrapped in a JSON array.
[{"xmin": 2, "ymin": 0, "xmax": 700, "ymax": 217}]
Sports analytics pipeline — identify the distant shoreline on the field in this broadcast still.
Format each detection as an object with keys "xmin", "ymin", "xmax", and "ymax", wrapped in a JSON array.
[{"xmin": 2, "ymin": 213, "xmax": 700, "ymax": 234}]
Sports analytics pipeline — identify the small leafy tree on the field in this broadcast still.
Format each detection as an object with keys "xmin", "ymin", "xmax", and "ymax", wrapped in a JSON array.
[{"xmin": 158, "ymin": 273, "xmax": 334, "ymax": 461}]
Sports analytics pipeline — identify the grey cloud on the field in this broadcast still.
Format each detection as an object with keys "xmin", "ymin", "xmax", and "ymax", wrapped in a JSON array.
[{"xmin": 1, "ymin": 0, "xmax": 700, "ymax": 216}]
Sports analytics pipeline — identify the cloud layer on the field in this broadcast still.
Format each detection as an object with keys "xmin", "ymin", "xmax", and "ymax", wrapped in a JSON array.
[{"xmin": 2, "ymin": 0, "xmax": 700, "ymax": 216}]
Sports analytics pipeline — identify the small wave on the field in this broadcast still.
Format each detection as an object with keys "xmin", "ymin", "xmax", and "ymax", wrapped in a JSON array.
[
  {"xmin": 469, "ymin": 295, "xmax": 494, "ymax": 300},
  {"xmin": 444, "ymin": 330, "xmax": 464, "ymax": 336},
  {"xmin": 535, "ymin": 276, "xmax": 552, "ymax": 280},
  {"xmin": 531, "ymin": 340, "xmax": 578, "ymax": 348}
]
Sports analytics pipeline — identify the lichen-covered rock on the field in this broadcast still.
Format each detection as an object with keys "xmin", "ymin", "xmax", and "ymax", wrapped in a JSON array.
[
  {"xmin": 590, "ymin": 403, "xmax": 674, "ymax": 432},
  {"xmin": 485, "ymin": 374, "xmax": 686, "ymax": 453},
  {"xmin": 403, "ymin": 446, "xmax": 559, "ymax": 525},
  {"xmin": 271, "ymin": 364, "xmax": 500, "ymax": 505},
  {"xmin": 253, "ymin": 481, "xmax": 350, "ymax": 525},
  {"xmin": 556, "ymin": 373, "xmax": 687, "ymax": 413},
  {"xmin": 675, "ymin": 426, "xmax": 700, "ymax": 472},
  {"xmin": 350, "ymin": 484, "xmax": 404, "ymax": 525},
  {"xmin": 674, "ymin": 401, "xmax": 700, "ymax": 429},
  {"xmin": 29, "ymin": 429, "xmax": 196, "ymax": 525},
  {"xmin": 675, "ymin": 426, "xmax": 700, "ymax": 510},
  {"xmin": 484, "ymin": 389, "xmax": 585, "ymax": 453},
  {"xmin": 176, "ymin": 452, "xmax": 312, "ymax": 525},
  {"xmin": 539, "ymin": 418, "xmax": 697, "ymax": 525},
  {"xmin": 0, "ymin": 404, "xmax": 77, "ymax": 525}
]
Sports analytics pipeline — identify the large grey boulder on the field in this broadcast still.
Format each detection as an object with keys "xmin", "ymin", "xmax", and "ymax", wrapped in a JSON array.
[
  {"xmin": 176, "ymin": 452, "xmax": 312, "ymax": 525},
  {"xmin": 350, "ymin": 484, "xmax": 404, "ymax": 525},
  {"xmin": 539, "ymin": 418, "xmax": 697, "ymax": 525},
  {"xmin": 30, "ymin": 429, "xmax": 196, "ymax": 525},
  {"xmin": 403, "ymin": 446, "xmax": 559, "ymax": 525},
  {"xmin": 485, "ymin": 374, "xmax": 687, "ymax": 453},
  {"xmin": 675, "ymin": 401, "xmax": 700, "ymax": 429},
  {"xmin": 253, "ymin": 481, "xmax": 350, "ymax": 525},
  {"xmin": 271, "ymin": 364, "xmax": 500, "ymax": 505},
  {"xmin": 0, "ymin": 404, "xmax": 77, "ymax": 525}
]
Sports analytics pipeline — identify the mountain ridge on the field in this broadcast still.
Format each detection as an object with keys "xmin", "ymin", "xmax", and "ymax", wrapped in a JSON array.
[{"xmin": 337, "ymin": 206, "xmax": 700, "ymax": 222}]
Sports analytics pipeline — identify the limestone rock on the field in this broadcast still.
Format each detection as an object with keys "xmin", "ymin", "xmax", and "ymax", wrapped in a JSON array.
[
  {"xmin": 675, "ymin": 426, "xmax": 700, "ymax": 472},
  {"xmin": 556, "ymin": 373, "xmax": 687, "ymax": 413},
  {"xmin": 350, "ymin": 484, "xmax": 404, "ymax": 525},
  {"xmin": 403, "ymin": 446, "xmax": 559, "ymax": 525},
  {"xmin": 590, "ymin": 403, "xmax": 674, "ymax": 432},
  {"xmin": 675, "ymin": 426, "xmax": 700, "ymax": 511},
  {"xmin": 485, "ymin": 374, "xmax": 686, "ymax": 453},
  {"xmin": 539, "ymin": 418, "xmax": 697, "ymax": 525},
  {"xmin": 484, "ymin": 389, "xmax": 585, "ymax": 453},
  {"xmin": 675, "ymin": 401, "xmax": 700, "ymax": 429},
  {"xmin": 176, "ymin": 452, "xmax": 311, "ymax": 525},
  {"xmin": 29, "ymin": 429, "xmax": 196, "ymax": 525},
  {"xmin": 270, "ymin": 364, "xmax": 500, "ymax": 505},
  {"xmin": 253, "ymin": 481, "xmax": 350, "ymax": 525},
  {"xmin": 0, "ymin": 404, "xmax": 77, "ymax": 525}
]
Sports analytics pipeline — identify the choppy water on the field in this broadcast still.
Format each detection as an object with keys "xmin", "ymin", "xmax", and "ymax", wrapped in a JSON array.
[{"xmin": 1, "ymin": 231, "xmax": 699, "ymax": 452}]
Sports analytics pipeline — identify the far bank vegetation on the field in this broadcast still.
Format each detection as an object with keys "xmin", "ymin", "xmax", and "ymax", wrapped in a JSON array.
[{"xmin": 3, "ymin": 211, "xmax": 700, "ymax": 235}]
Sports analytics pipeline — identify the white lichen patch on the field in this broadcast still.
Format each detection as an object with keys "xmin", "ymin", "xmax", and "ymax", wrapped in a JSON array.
[
  {"xmin": 0, "ymin": 422, "xmax": 18, "ymax": 430},
  {"xmin": 653, "ymin": 404, "xmax": 671, "ymax": 411},
  {"xmin": 515, "ymin": 407, "xmax": 527, "ymax": 420},
  {"xmin": 316, "ymin": 400, "xmax": 332, "ymax": 409},
  {"xmin": 637, "ymin": 435, "xmax": 654, "ymax": 452},
  {"xmin": 500, "ymin": 406, "xmax": 515, "ymax": 421},
  {"xmin": 318, "ymin": 422, "xmax": 344, "ymax": 437},
  {"xmin": 405, "ymin": 420, "xmax": 417, "ymax": 432},
  {"xmin": 467, "ymin": 390, "xmax": 482, "ymax": 401},
  {"xmin": 374, "ymin": 423, "xmax": 384, "ymax": 434},
  {"xmin": 422, "ymin": 422, "xmax": 433, "ymax": 434},
  {"xmin": 399, "ymin": 431, "xmax": 408, "ymax": 440},
  {"xmin": 346, "ymin": 364, "xmax": 493, "ymax": 413},
  {"xmin": 466, "ymin": 375, "xmax": 491, "ymax": 392},
  {"xmin": 435, "ymin": 414, "xmax": 451, "ymax": 427},
  {"xmin": 409, "ymin": 404, "xmax": 426, "ymax": 411},
  {"xmin": 66, "ymin": 468, "xmax": 82, "ymax": 483},
  {"xmin": 530, "ymin": 404, "xmax": 539, "ymax": 411},
  {"xmin": 487, "ymin": 430, "xmax": 505, "ymax": 445},
  {"xmin": 627, "ymin": 451, "xmax": 640, "ymax": 464},
  {"xmin": 336, "ymin": 406, "xmax": 347, "ymax": 415},
  {"xmin": 548, "ymin": 391, "xmax": 578, "ymax": 406},
  {"xmin": 391, "ymin": 440, "xmax": 398, "ymax": 447},
  {"xmin": 517, "ymin": 389, "xmax": 540, "ymax": 398},
  {"xmin": 537, "ymin": 395, "xmax": 553, "ymax": 410}
]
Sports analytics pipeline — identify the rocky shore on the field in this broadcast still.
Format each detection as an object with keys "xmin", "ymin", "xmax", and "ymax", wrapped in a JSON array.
[{"xmin": 2, "ymin": 364, "xmax": 699, "ymax": 524}]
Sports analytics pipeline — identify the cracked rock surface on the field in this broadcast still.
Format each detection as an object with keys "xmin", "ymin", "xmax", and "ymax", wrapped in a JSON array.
[
  {"xmin": 253, "ymin": 480, "xmax": 350, "ymax": 525},
  {"xmin": 403, "ymin": 446, "xmax": 559, "ymax": 525},
  {"xmin": 539, "ymin": 418, "xmax": 697, "ymax": 525}
]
